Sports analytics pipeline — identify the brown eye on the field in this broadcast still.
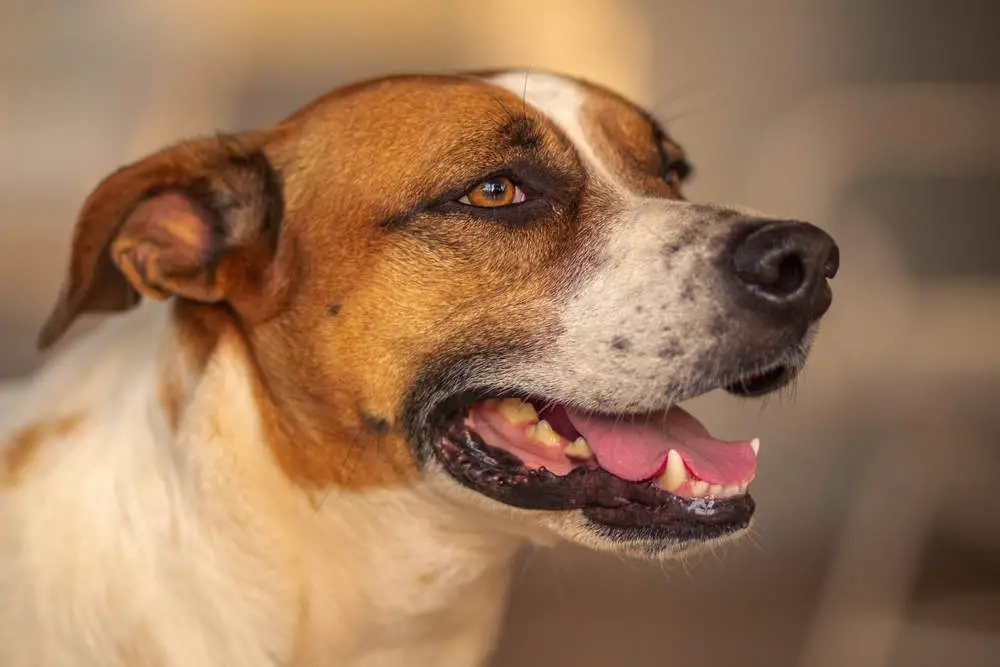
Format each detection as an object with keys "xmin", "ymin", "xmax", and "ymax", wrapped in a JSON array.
[{"xmin": 459, "ymin": 176, "xmax": 527, "ymax": 208}]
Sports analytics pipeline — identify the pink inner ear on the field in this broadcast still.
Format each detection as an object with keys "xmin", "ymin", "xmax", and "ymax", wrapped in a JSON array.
[
  {"xmin": 37, "ymin": 136, "xmax": 278, "ymax": 350},
  {"xmin": 136, "ymin": 193, "xmax": 216, "ymax": 253},
  {"xmin": 111, "ymin": 192, "xmax": 224, "ymax": 302}
]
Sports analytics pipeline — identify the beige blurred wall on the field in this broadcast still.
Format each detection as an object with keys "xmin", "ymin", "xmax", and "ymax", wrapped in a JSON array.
[{"xmin": 2, "ymin": 1, "xmax": 998, "ymax": 666}]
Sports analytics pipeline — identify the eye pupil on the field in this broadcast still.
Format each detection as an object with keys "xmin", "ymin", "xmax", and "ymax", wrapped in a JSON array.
[
  {"xmin": 462, "ymin": 175, "xmax": 521, "ymax": 208},
  {"xmin": 481, "ymin": 180, "xmax": 508, "ymax": 199}
]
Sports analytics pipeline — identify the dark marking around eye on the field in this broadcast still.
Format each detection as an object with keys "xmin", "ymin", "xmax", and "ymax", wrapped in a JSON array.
[
  {"xmin": 499, "ymin": 115, "xmax": 543, "ymax": 150},
  {"xmin": 381, "ymin": 206, "xmax": 420, "ymax": 229},
  {"xmin": 610, "ymin": 336, "xmax": 631, "ymax": 352},
  {"xmin": 363, "ymin": 412, "xmax": 391, "ymax": 435},
  {"xmin": 637, "ymin": 109, "xmax": 692, "ymax": 183},
  {"xmin": 386, "ymin": 156, "xmax": 573, "ymax": 232}
]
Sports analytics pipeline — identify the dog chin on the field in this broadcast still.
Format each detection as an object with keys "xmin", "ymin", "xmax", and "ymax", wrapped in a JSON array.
[
  {"xmin": 531, "ymin": 509, "xmax": 754, "ymax": 561},
  {"xmin": 425, "ymin": 467, "xmax": 750, "ymax": 560}
]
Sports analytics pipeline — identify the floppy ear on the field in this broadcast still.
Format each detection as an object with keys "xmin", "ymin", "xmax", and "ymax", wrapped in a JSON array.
[{"xmin": 37, "ymin": 135, "xmax": 285, "ymax": 350}]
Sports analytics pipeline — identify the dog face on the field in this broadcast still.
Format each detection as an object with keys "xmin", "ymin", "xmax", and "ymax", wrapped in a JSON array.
[{"xmin": 40, "ymin": 71, "xmax": 838, "ymax": 558}]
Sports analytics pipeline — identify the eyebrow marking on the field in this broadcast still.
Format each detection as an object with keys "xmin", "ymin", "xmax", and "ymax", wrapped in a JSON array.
[
  {"xmin": 498, "ymin": 115, "xmax": 543, "ymax": 150},
  {"xmin": 487, "ymin": 71, "xmax": 626, "ymax": 193}
]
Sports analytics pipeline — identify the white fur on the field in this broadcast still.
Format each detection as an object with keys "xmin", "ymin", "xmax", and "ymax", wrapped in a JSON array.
[
  {"xmin": 489, "ymin": 71, "xmax": 626, "ymax": 191},
  {"xmin": 1, "ymin": 71, "xmax": 769, "ymax": 666},
  {"xmin": 484, "ymin": 72, "xmax": 771, "ymax": 413},
  {"xmin": 0, "ymin": 302, "xmax": 515, "ymax": 667}
]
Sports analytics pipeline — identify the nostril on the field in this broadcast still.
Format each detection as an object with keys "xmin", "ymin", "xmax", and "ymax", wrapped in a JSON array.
[
  {"xmin": 772, "ymin": 253, "xmax": 806, "ymax": 296},
  {"xmin": 731, "ymin": 221, "xmax": 838, "ymax": 305},
  {"xmin": 734, "ymin": 245, "xmax": 809, "ymax": 297}
]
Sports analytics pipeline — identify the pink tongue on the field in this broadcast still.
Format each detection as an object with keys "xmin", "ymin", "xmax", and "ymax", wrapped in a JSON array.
[{"xmin": 565, "ymin": 406, "xmax": 756, "ymax": 484}]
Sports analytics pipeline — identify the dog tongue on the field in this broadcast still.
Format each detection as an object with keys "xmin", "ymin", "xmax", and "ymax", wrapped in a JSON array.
[{"xmin": 564, "ymin": 405, "xmax": 756, "ymax": 484}]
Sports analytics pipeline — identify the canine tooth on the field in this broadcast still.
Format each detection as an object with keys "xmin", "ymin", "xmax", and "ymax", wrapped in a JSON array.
[
  {"xmin": 691, "ymin": 480, "xmax": 710, "ymax": 497},
  {"xmin": 658, "ymin": 449, "xmax": 687, "ymax": 492},
  {"xmin": 750, "ymin": 437, "xmax": 760, "ymax": 456},
  {"xmin": 526, "ymin": 419, "xmax": 562, "ymax": 447},
  {"xmin": 708, "ymin": 484, "xmax": 723, "ymax": 497},
  {"xmin": 722, "ymin": 484, "xmax": 741, "ymax": 498},
  {"xmin": 738, "ymin": 482, "xmax": 749, "ymax": 494},
  {"xmin": 565, "ymin": 437, "xmax": 593, "ymax": 460},
  {"xmin": 497, "ymin": 398, "xmax": 539, "ymax": 425}
]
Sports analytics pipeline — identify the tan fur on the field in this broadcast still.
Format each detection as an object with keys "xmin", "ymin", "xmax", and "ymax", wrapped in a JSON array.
[
  {"xmin": 0, "ymin": 70, "xmax": 798, "ymax": 666},
  {"xmin": 579, "ymin": 84, "xmax": 687, "ymax": 197},
  {"xmin": 2, "ymin": 414, "xmax": 81, "ymax": 486},
  {"xmin": 179, "ymin": 76, "xmax": 596, "ymax": 489}
]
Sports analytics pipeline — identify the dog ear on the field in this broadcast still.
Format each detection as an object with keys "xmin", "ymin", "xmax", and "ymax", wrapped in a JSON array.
[{"xmin": 37, "ymin": 135, "xmax": 285, "ymax": 350}]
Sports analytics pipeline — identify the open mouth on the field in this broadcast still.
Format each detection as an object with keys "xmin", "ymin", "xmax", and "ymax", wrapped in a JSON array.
[{"xmin": 430, "ymin": 363, "xmax": 796, "ymax": 543}]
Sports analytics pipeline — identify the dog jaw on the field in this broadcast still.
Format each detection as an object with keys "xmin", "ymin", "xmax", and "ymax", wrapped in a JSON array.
[{"xmin": 1, "ymin": 69, "xmax": 840, "ymax": 667}]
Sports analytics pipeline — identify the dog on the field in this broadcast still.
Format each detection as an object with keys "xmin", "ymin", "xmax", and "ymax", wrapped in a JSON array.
[{"xmin": 0, "ymin": 70, "xmax": 838, "ymax": 666}]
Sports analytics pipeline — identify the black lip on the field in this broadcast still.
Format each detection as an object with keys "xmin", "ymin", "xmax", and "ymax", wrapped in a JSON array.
[
  {"xmin": 723, "ymin": 363, "xmax": 797, "ymax": 397},
  {"xmin": 434, "ymin": 417, "xmax": 754, "ymax": 540}
]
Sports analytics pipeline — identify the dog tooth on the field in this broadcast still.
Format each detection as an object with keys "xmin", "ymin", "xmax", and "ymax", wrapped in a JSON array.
[
  {"xmin": 708, "ymin": 484, "xmax": 723, "ymax": 498},
  {"xmin": 750, "ymin": 437, "xmax": 760, "ymax": 456},
  {"xmin": 658, "ymin": 449, "xmax": 687, "ymax": 493},
  {"xmin": 526, "ymin": 419, "xmax": 562, "ymax": 447},
  {"xmin": 738, "ymin": 482, "xmax": 749, "ymax": 494},
  {"xmin": 565, "ymin": 437, "xmax": 593, "ymax": 460},
  {"xmin": 497, "ymin": 398, "xmax": 539, "ymax": 425},
  {"xmin": 690, "ymin": 480, "xmax": 710, "ymax": 497},
  {"xmin": 722, "ymin": 484, "xmax": 741, "ymax": 498}
]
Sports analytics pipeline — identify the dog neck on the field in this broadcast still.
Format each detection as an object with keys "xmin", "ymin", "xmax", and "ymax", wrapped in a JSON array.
[{"xmin": 8, "ymin": 301, "xmax": 519, "ymax": 666}]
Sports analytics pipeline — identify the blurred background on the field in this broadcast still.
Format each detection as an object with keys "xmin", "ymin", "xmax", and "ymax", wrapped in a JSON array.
[{"xmin": 1, "ymin": 0, "xmax": 998, "ymax": 665}]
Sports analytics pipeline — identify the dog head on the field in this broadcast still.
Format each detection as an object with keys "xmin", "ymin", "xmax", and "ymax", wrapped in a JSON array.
[{"xmin": 39, "ymin": 71, "xmax": 838, "ymax": 558}]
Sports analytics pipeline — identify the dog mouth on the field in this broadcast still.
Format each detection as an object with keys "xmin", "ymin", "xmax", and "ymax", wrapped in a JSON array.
[{"xmin": 429, "ymin": 362, "xmax": 798, "ymax": 543}]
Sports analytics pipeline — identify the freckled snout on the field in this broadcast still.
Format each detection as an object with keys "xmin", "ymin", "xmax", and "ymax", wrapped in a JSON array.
[{"xmin": 730, "ymin": 220, "xmax": 839, "ymax": 321}]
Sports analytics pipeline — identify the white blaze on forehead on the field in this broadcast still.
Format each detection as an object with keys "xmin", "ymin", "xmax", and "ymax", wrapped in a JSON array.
[
  {"xmin": 485, "ymin": 71, "xmax": 626, "ymax": 192},
  {"xmin": 481, "ymin": 72, "xmax": 766, "ymax": 416}
]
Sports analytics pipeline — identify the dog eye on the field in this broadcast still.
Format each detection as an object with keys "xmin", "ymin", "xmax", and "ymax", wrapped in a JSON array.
[
  {"xmin": 663, "ymin": 158, "xmax": 691, "ymax": 187},
  {"xmin": 459, "ymin": 177, "xmax": 527, "ymax": 208}
]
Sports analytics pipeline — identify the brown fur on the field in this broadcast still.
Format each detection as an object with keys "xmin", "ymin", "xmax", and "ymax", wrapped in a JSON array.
[
  {"xmin": 157, "ymin": 365, "xmax": 184, "ymax": 432},
  {"xmin": 578, "ymin": 81, "xmax": 688, "ymax": 197},
  {"xmin": 4, "ymin": 71, "xmax": 821, "ymax": 667},
  {"xmin": 38, "ymin": 74, "xmax": 679, "ymax": 492},
  {"xmin": 2, "ymin": 415, "xmax": 82, "ymax": 486}
]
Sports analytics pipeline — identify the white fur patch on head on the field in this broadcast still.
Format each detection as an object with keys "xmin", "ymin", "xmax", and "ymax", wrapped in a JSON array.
[
  {"xmin": 478, "ymin": 71, "xmax": 788, "ymax": 415},
  {"xmin": 485, "ymin": 71, "xmax": 625, "ymax": 191}
]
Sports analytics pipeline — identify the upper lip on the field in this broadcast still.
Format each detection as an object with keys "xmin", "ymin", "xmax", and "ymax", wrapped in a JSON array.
[{"xmin": 427, "ymin": 355, "xmax": 804, "ymax": 436}]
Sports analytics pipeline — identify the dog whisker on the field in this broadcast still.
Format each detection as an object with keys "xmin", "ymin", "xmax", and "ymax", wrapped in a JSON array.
[{"xmin": 5, "ymin": 67, "xmax": 838, "ymax": 661}]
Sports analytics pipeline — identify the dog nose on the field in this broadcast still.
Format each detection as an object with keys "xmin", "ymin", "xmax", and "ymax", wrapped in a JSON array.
[{"xmin": 731, "ymin": 221, "xmax": 839, "ymax": 318}]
